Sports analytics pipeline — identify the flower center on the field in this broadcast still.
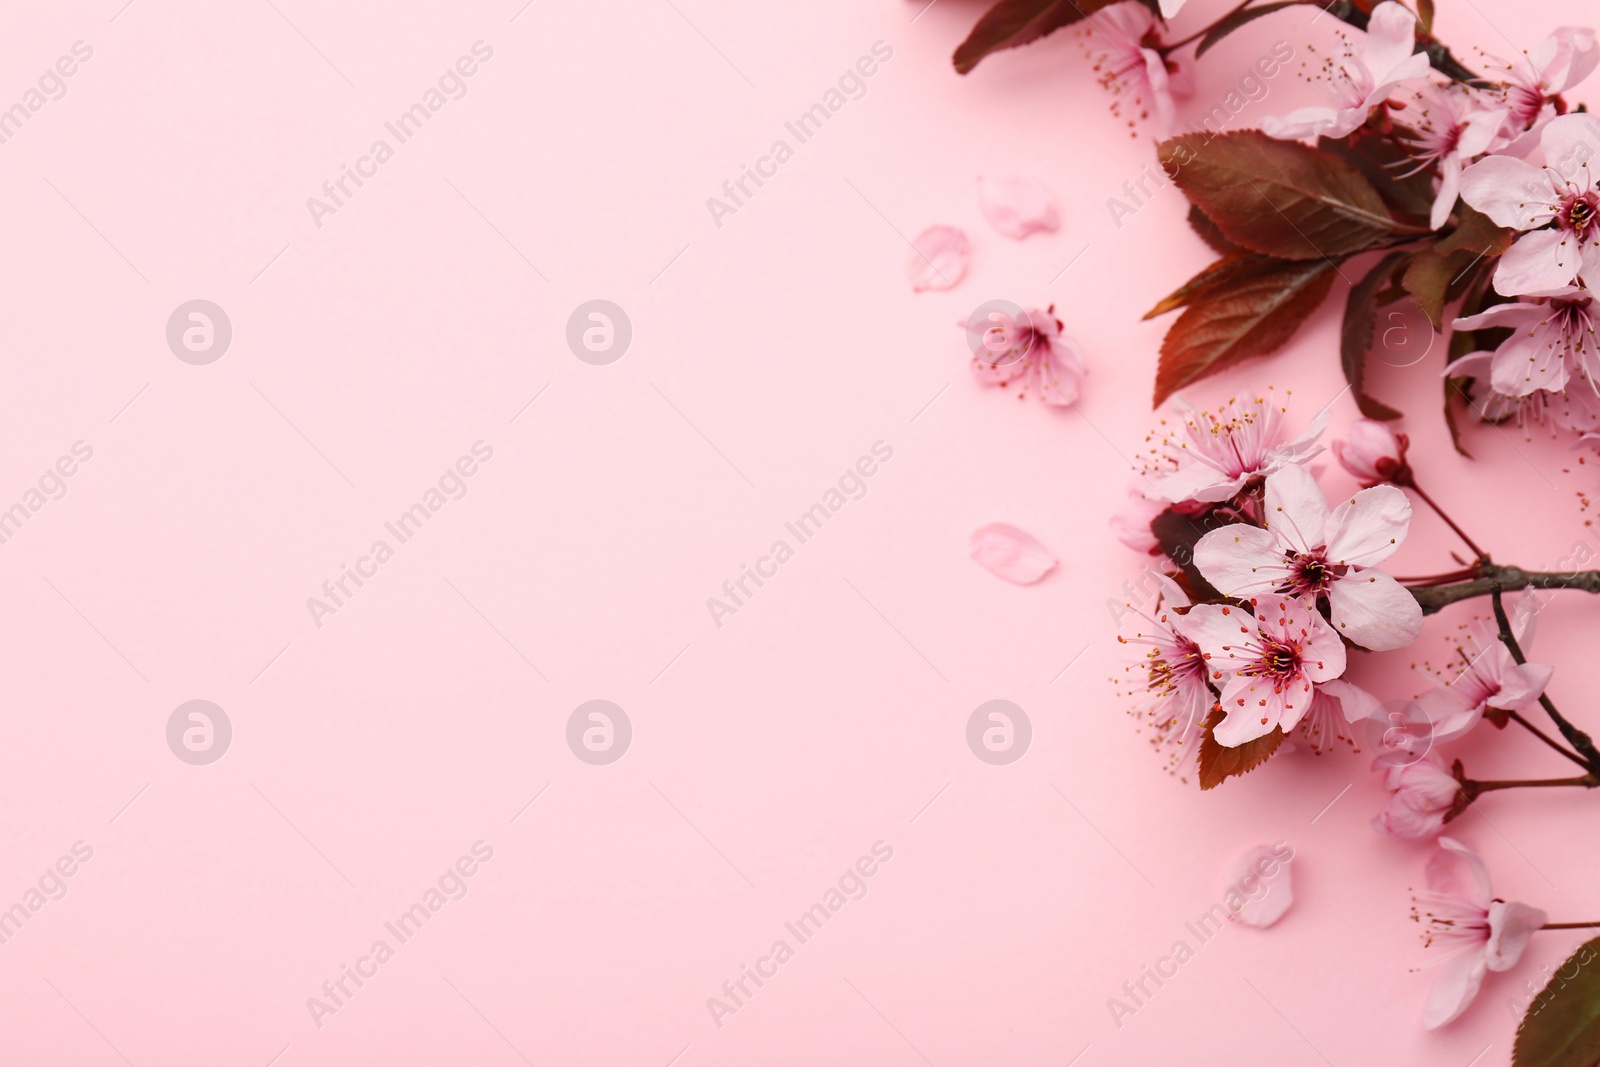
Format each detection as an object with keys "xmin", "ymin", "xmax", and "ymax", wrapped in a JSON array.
[
  {"xmin": 1561, "ymin": 191, "xmax": 1600, "ymax": 239},
  {"xmin": 1278, "ymin": 552, "xmax": 1340, "ymax": 598}
]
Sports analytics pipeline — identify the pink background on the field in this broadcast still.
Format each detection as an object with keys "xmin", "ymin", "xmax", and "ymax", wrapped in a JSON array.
[{"xmin": 3, "ymin": 0, "xmax": 1599, "ymax": 1063}]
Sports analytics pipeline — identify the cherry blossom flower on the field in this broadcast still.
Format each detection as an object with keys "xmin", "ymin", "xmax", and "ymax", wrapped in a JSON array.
[
  {"xmin": 1450, "ymin": 351, "xmax": 1600, "ymax": 432},
  {"xmin": 1117, "ymin": 576, "xmax": 1213, "ymax": 777},
  {"xmin": 1332, "ymin": 418, "xmax": 1410, "ymax": 486},
  {"xmin": 1260, "ymin": 2, "xmax": 1432, "ymax": 141},
  {"xmin": 968, "ymin": 305, "xmax": 1087, "ymax": 405},
  {"xmin": 1373, "ymin": 752, "xmax": 1461, "ymax": 840},
  {"xmin": 1141, "ymin": 395, "xmax": 1329, "ymax": 504},
  {"xmin": 1500, "ymin": 27, "xmax": 1599, "ymax": 132},
  {"xmin": 1451, "ymin": 285, "xmax": 1600, "ymax": 396},
  {"xmin": 1297, "ymin": 677, "xmax": 1381, "ymax": 754},
  {"xmin": 1080, "ymin": 1, "xmax": 1193, "ymax": 135},
  {"xmin": 1413, "ymin": 594, "xmax": 1553, "ymax": 741},
  {"xmin": 1174, "ymin": 592, "xmax": 1346, "ymax": 747},
  {"xmin": 1458, "ymin": 114, "xmax": 1600, "ymax": 295},
  {"xmin": 1396, "ymin": 84, "xmax": 1507, "ymax": 228},
  {"xmin": 1192, "ymin": 463, "xmax": 1423, "ymax": 651},
  {"xmin": 1414, "ymin": 837, "xmax": 1547, "ymax": 1029}
]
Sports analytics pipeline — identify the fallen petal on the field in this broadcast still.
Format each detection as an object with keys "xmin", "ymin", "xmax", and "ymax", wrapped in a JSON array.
[
  {"xmin": 907, "ymin": 225, "xmax": 969, "ymax": 291},
  {"xmin": 977, "ymin": 176, "xmax": 1061, "ymax": 240},
  {"xmin": 1222, "ymin": 844, "xmax": 1294, "ymax": 928},
  {"xmin": 969, "ymin": 523, "xmax": 1056, "ymax": 584}
]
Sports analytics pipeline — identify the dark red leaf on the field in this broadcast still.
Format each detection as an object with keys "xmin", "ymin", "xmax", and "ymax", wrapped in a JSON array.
[
  {"xmin": 1342, "ymin": 251, "xmax": 1408, "ymax": 420},
  {"xmin": 1197, "ymin": 708, "xmax": 1283, "ymax": 790},
  {"xmin": 952, "ymin": 0, "xmax": 1154, "ymax": 74}
]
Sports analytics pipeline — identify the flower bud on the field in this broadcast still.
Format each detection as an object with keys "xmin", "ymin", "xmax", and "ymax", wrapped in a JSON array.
[{"xmin": 1332, "ymin": 419, "xmax": 1409, "ymax": 486}]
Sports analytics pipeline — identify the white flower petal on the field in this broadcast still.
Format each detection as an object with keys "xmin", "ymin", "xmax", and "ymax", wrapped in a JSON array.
[
  {"xmin": 1262, "ymin": 463, "xmax": 1331, "ymax": 553},
  {"xmin": 1194, "ymin": 524, "xmax": 1286, "ymax": 597},
  {"xmin": 1324, "ymin": 484, "xmax": 1411, "ymax": 566}
]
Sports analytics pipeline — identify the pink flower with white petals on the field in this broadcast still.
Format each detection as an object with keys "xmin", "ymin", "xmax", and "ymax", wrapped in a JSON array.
[
  {"xmin": 1174, "ymin": 592, "xmax": 1346, "ymax": 747},
  {"xmin": 1332, "ymin": 418, "xmax": 1410, "ymax": 486},
  {"xmin": 1414, "ymin": 594, "xmax": 1553, "ymax": 741},
  {"xmin": 1261, "ymin": 2, "xmax": 1432, "ymax": 141},
  {"xmin": 1141, "ymin": 395, "xmax": 1329, "ymax": 504},
  {"xmin": 1080, "ymin": 1, "xmax": 1193, "ymax": 135},
  {"xmin": 1118, "ymin": 577, "xmax": 1213, "ymax": 777},
  {"xmin": 1397, "ymin": 85, "xmax": 1507, "ymax": 228},
  {"xmin": 1192, "ymin": 463, "xmax": 1423, "ymax": 651},
  {"xmin": 1459, "ymin": 114, "xmax": 1600, "ymax": 295},
  {"xmin": 1502, "ymin": 27, "xmax": 1599, "ymax": 131},
  {"xmin": 1451, "ymin": 285, "xmax": 1600, "ymax": 397},
  {"xmin": 1373, "ymin": 751, "xmax": 1461, "ymax": 840},
  {"xmin": 1414, "ymin": 837, "xmax": 1547, "ymax": 1029},
  {"xmin": 968, "ymin": 305, "xmax": 1087, "ymax": 405}
]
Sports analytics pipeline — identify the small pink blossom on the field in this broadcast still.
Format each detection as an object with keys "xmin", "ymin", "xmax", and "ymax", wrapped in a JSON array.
[
  {"xmin": 1118, "ymin": 577, "xmax": 1212, "ymax": 778},
  {"xmin": 1397, "ymin": 84, "xmax": 1506, "ymax": 229},
  {"xmin": 1332, "ymin": 418, "xmax": 1410, "ymax": 487},
  {"xmin": 1261, "ymin": 2, "xmax": 1432, "ymax": 141},
  {"xmin": 1372, "ymin": 752, "xmax": 1460, "ymax": 840},
  {"xmin": 1501, "ymin": 27, "xmax": 1599, "ymax": 131},
  {"xmin": 1080, "ymin": 1, "xmax": 1193, "ymax": 135},
  {"xmin": 1450, "ymin": 350, "xmax": 1600, "ymax": 432},
  {"xmin": 1414, "ymin": 594, "xmax": 1553, "ymax": 740},
  {"xmin": 1141, "ymin": 395, "xmax": 1329, "ymax": 504},
  {"xmin": 968, "ymin": 306, "xmax": 1087, "ymax": 405},
  {"xmin": 1193, "ymin": 463, "xmax": 1423, "ymax": 651},
  {"xmin": 1174, "ymin": 592, "xmax": 1346, "ymax": 747},
  {"xmin": 1414, "ymin": 837, "xmax": 1547, "ymax": 1029},
  {"xmin": 1458, "ymin": 114, "xmax": 1600, "ymax": 295},
  {"xmin": 1452, "ymin": 285, "xmax": 1600, "ymax": 397}
]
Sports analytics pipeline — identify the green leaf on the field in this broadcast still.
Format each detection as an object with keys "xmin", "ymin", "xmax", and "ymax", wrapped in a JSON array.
[
  {"xmin": 1342, "ymin": 252, "xmax": 1408, "ymax": 420},
  {"xmin": 1154, "ymin": 256, "xmax": 1337, "ymax": 406},
  {"xmin": 1158, "ymin": 131, "xmax": 1409, "ymax": 260},
  {"xmin": 1195, "ymin": 1, "xmax": 1300, "ymax": 57},
  {"xmin": 1197, "ymin": 708, "xmax": 1283, "ymax": 790},
  {"xmin": 952, "ymin": 0, "xmax": 1155, "ymax": 74},
  {"xmin": 1513, "ymin": 936, "xmax": 1600, "ymax": 1067}
]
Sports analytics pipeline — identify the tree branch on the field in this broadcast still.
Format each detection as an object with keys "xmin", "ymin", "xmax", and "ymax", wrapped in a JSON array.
[
  {"xmin": 1490, "ymin": 584, "xmax": 1600, "ymax": 773},
  {"xmin": 1408, "ymin": 564, "xmax": 1600, "ymax": 615}
]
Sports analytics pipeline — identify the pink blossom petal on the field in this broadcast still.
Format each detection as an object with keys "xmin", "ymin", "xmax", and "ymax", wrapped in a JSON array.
[
  {"xmin": 1194, "ymin": 524, "xmax": 1286, "ymax": 597},
  {"xmin": 1324, "ymin": 484, "xmax": 1411, "ymax": 567},
  {"xmin": 1327, "ymin": 569, "xmax": 1422, "ymax": 651},
  {"xmin": 969, "ymin": 523, "xmax": 1056, "ymax": 584},
  {"xmin": 1222, "ymin": 844, "xmax": 1295, "ymax": 928},
  {"xmin": 1486, "ymin": 900, "xmax": 1548, "ymax": 971},
  {"xmin": 1423, "ymin": 947, "xmax": 1488, "ymax": 1030},
  {"xmin": 1459, "ymin": 154, "xmax": 1551, "ymax": 229},
  {"xmin": 1486, "ymin": 660, "xmax": 1555, "ymax": 710},
  {"xmin": 1495, "ymin": 228, "xmax": 1580, "ymax": 296},
  {"xmin": 1263, "ymin": 463, "xmax": 1331, "ymax": 553},
  {"xmin": 1537, "ymin": 27, "xmax": 1600, "ymax": 93},
  {"xmin": 907, "ymin": 225, "xmax": 969, "ymax": 292},
  {"xmin": 977, "ymin": 177, "xmax": 1061, "ymax": 240},
  {"xmin": 1428, "ymin": 837, "xmax": 1492, "ymax": 908},
  {"xmin": 1363, "ymin": 2, "xmax": 1422, "ymax": 83}
]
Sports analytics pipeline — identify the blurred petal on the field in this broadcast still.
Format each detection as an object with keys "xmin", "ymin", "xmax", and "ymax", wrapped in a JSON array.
[
  {"xmin": 969, "ymin": 523, "xmax": 1056, "ymax": 584},
  {"xmin": 1222, "ymin": 844, "xmax": 1295, "ymax": 928},
  {"xmin": 907, "ymin": 225, "xmax": 969, "ymax": 292},
  {"xmin": 977, "ymin": 176, "xmax": 1061, "ymax": 239}
]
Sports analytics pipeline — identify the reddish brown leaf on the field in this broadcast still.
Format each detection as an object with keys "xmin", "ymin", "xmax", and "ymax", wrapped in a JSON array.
[
  {"xmin": 1187, "ymin": 205, "xmax": 1242, "ymax": 255},
  {"xmin": 1197, "ymin": 709, "xmax": 1284, "ymax": 790},
  {"xmin": 1341, "ymin": 251, "xmax": 1407, "ymax": 420},
  {"xmin": 1157, "ymin": 131, "xmax": 1408, "ymax": 260},
  {"xmin": 1144, "ymin": 252, "xmax": 1256, "ymax": 320},
  {"xmin": 1153, "ymin": 256, "xmax": 1337, "ymax": 407},
  {"xmin": 952, "ymin": 0, "xmax": 1153, "ymax": 74},
  {"xmin": 1513, "ymin": 936, "xmax": 1600, "ymax": 1067},
  {"xmin": 1402, "ymin": 205, "xmax": 1515, "ymax": 329}
]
